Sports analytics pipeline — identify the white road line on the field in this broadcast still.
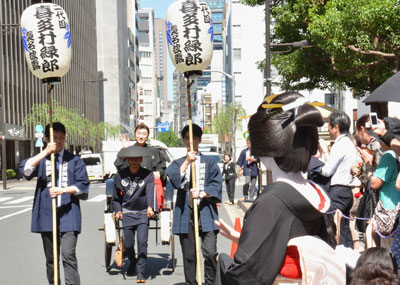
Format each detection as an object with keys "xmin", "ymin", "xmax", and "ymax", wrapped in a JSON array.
[
  {"xmin": 0, "ymin": 197, "xmax": 13, "ymax": 203},
  {"xmin": 0, "ymin": 205, "xmax": 32, "ymax": 209},
  {"xmin": 0, "ymin": 207, "xmax": 31, "ymax": 221},
  {"xmin": 87, "ymin": 194, "xmax": 106, "ymax": 202},
  {"xmin": 5, "ymin": 196, "xmax": 34, "ymax": 204}
]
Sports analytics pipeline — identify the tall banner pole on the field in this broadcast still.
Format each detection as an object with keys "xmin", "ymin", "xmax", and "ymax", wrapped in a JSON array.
[
  {"xmin": 48, "ymin": 84, "xmax": 58, "ymax": 285},
  {"xmin": 186, "ymin": 76, "xmax": 202, "ymax": 285},
  {"xmin": 166, "ymin": 2, "xmax": 213, "ymax": 283},
  {"xmin": 21, "ymin": 4, "xmax": 72, "ymax": 284}
]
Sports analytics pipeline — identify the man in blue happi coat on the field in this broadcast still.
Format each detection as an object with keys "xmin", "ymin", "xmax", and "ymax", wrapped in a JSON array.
[
  {"xmin": 19, "ymin": 122, "xmax": 89, "ymax": 285},
  {"xmin": 167, "ymin": 123, "xmax": 222, "ymax": 285},
  {"xmin": 237, "ymin": 139, "xmax": 259, "ymax": 202}
]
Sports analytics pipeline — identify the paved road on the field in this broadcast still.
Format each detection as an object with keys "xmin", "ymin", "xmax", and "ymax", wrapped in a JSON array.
[{"xmin": 0, "ymin": 180, "xmax": 246, "ymax": 284}]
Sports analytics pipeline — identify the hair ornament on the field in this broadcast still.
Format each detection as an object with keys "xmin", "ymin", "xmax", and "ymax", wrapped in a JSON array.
[{"xmin": 261, "ymin": 99, "xmax": 325, "ymax": 110}]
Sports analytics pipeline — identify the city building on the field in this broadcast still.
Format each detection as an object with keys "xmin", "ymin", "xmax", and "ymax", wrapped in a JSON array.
[
  {"xmin": 137, "ymin": 8, "xmax": 159, "ymax": 138},
  {"xmin": 126, "ymin": 0, "xmax": 141, "ymax": 130},
  {"xmin": 96, "ymin": 0, "xmax": 138, "ymax": 133},
  {"xmin": 154, "ymin": 18, "xmax": 168, "ymax": 114},
  {"xmin": 1, "ymin": 0, "xmax": 98, "ymax": 170}
]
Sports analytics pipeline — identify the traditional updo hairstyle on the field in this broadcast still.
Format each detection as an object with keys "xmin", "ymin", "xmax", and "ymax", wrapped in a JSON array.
[{"xmin": 248, "ymin": 91, "xmax": 324, "ymax": 173}]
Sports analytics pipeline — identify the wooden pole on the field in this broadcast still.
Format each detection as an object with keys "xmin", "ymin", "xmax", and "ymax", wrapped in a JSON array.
[
  {"xmin": 48, "ymin": 84, "xmax": 58, "ymax": 285},
  {"xmin": 186, "ymin": 76, "xmax": 202, "ymax": 285}
]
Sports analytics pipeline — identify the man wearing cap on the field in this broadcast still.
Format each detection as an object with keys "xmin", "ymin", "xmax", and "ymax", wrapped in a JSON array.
[
  {"xmin": 111, "ymin": 145, "xmax": 156, "ymax": 283},
  {"xmin": 167, "ymin": 124, "xmax": 222, "ymax": 285},
  {"xmin": 19, "ymin": 122, "xmax": 90, "ymax": 285},
  {"xmin": 114, "ymin": 123, "xmax": 167, "ymax": 186}
]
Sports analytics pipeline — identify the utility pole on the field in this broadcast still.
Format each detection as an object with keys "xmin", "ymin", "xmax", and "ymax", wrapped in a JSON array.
[
  {"xmin": 264, "ymin": 1, "xmax": 272, "ymax": 185},
  {"xmin": 265, "ymin": 0, "xmax": 271, "ymax": 98}
]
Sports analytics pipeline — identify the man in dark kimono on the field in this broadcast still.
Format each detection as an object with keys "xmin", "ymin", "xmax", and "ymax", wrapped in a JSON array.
[
  {"xmin": 166, "ymin": 124, "xmax": 222, "ymax": 285},
  {"xmin": 19, "ymin": 122, "xmax": 89, "ymax": 285},
  {"xmin": 111, "ymin": 145, "xmax": 156, "ymax": 283}
]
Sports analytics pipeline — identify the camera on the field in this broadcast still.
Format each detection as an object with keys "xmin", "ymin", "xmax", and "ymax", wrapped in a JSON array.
[{"xmin": 369, "ymin": 112, "xmax": 378, "ymax": 128}]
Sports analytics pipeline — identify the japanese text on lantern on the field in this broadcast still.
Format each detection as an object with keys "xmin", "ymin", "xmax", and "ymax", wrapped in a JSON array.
[
  {"xmin": 35, "ymin": 5, "xmax": 59, "ymax": 73},
  {"xmin": 199, "ymin": 3, "xmax": 211, "ymax": 23},
  {"xmin": 24, "ymin": 29, "xmax": 40, "ymax": 71},
  {"xmin": 169, "ymin": 22, "xmax": 184, "ymax": 64},
  {"xmin": 180, "ymin": 1, "xmax": 202, "ymax": 66}
]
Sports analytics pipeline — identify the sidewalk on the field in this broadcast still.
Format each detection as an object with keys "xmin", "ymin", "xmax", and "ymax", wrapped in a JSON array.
[
  {"xmin": 236, "ymin": 198, "xmax": 252, "ymax": 213},
  {"xmin": 0, "ymin": 178, "xmax": 37, "ymax": 191}
]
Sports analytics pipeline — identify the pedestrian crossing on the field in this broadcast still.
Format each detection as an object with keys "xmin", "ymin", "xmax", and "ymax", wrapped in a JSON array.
[{"xmin": 0, "ymin": 194, "xmax": 107, "ymax": 206}]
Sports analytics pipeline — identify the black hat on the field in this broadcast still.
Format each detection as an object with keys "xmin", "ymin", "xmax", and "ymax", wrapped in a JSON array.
[{"xmin": 117, "ymin": 145, "xmax": 152, "ymax": 158}]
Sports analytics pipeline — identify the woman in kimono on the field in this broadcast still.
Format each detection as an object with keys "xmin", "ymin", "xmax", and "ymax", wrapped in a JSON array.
[{"xmin": 215, "ymin": 91, "xmax": 335, "ymax": 285}]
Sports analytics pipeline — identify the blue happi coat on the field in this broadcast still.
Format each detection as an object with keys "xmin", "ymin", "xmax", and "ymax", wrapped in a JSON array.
[
  {"xmin": 19, "ymin": 150, "xmax": 90, "ymax": 233},
  {"xmin": 237, "ymin": 148, "xmax": 259, "ymax": 176},
  {"xmin": 167, "ymin": 153, "xmax": 222, "ymax": 234}
]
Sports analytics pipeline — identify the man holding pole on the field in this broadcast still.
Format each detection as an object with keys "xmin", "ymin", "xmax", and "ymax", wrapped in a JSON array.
[
  {"xmin": 19, "ymin": 122, "xmax": 90, "ymax": 285},
  {"xmin": 166, "ymin": 123, "xmax": 222, "ymax": 285}
]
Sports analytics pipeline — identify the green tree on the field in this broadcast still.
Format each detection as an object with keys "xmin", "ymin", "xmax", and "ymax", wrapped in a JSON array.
[
  {"xmin": 157, "ymin": 130, "xmax": 184, "ymax": 147},
  {"xmin": 244, "ymin": 0, "xmax": 400, "ymax": 116},
  {"xmin": 23, "ymin": 102, "xmax": 121, "ymax": 151},
  {"xmin": 212, "ymin": 104, "xmax": 246, "ymax": 154}
]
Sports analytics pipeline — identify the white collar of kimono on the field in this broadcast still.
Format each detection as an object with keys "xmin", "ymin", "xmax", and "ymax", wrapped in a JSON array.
[{"xmin": 261, "ymin": 157, "xmax": 331, "ymax": 213}]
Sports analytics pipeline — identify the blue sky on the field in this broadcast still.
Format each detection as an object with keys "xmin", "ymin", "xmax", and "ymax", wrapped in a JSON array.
[{"xmin": 140, "ymin": 0, "xmax": 176, "ymax": 100}]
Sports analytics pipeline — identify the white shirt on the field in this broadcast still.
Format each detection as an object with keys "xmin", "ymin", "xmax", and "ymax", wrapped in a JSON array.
[{"xmin": 321, "ymin": 134, "xmax": 358, "ymax": 186}]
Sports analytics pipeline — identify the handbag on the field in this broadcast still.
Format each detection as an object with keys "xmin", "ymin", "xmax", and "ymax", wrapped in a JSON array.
[{"xmin": 372, "ymin": 199, "xmax": 400, "ymax": 236}]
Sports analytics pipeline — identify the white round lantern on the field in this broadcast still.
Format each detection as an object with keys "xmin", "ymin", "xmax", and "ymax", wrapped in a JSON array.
[
  {"xmin": 21, "ymin": 3, "xmax": 72, "ymax": 80},
  {"xmin": 166, "ymin": 0, "xmax": 213, "ymax": 74}
]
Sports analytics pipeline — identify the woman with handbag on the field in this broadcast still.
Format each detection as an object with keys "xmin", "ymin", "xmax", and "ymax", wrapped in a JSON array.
[
  {"xmin": 358, "ymin": 119, "xmax": 400, "ymax": 251},
  {"xmin": 222, "ymin": 153, "xmax": 237, "ymax": 205}
]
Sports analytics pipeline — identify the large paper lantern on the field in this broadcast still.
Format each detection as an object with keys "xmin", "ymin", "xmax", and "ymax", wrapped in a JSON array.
[
  {"xmin": 21, "ymin": 3, "xmax": 72, "ymax": 80},
  {"xmin": 166, "ymin": 0, "xmax": 213, "ymax": 74}
]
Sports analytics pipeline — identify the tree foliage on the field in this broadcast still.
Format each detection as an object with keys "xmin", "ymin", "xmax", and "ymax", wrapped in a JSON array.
[
  {"xmin": 157, "ymin": 130, "xmax": 184, "ymax": 147},
  {"xmin": 244, "ymin": 0, "xmax": 400, "ymax": 98},
  {"xmin": 212, "ymin": 104, "xmax": 246, "ymax": 146},
  {"xmin": 23, "ymin": 102, "xmax": 121, "ymax": 151}
]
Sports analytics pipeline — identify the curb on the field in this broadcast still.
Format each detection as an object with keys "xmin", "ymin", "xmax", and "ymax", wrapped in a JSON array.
[
  {"xmin": 0, "ymin": 179, "xmax": 37, "ymax": 191},
  {"xmin": 236, "ymin": 198, "xmax": 253, "ymax": 214}
]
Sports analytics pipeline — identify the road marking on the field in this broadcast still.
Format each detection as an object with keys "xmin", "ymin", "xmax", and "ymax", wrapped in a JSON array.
[
  {"xmin": 0, "ymin": 205, "xmax": 32, "ymax": 209},
  {"xmin": 0, "ymin": 207, "xmax": 31, "ymax": 221},
  {"xmin": 0, "ymin": 197, "xmax": 13, "ymax": 203},
  {"xmin": 87, "ymin": 194, "xmax": 106, "ymax": 202},
  {"xmin": 5, "ymin": 196, "xmax": 34, "ymax": 204}
]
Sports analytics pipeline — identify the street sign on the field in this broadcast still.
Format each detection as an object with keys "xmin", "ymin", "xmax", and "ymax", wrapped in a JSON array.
[
  {"xmin": 35, "ymin": 125, "xmax": 43, "ymax": 133},
  {"xmin": 35, "ymin": 139, "xmax": 44, "ymax": 147},
  {"xmin": 35, "ymin": 124, "xmax": 44, "ymax": 148},
  {"xmin": 243, "ymin": 131, "xmax": 249, "ymax": 139},
  {"xmin": 157, "ymin": 122, "xmax": 170, "ymax": 133}
]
